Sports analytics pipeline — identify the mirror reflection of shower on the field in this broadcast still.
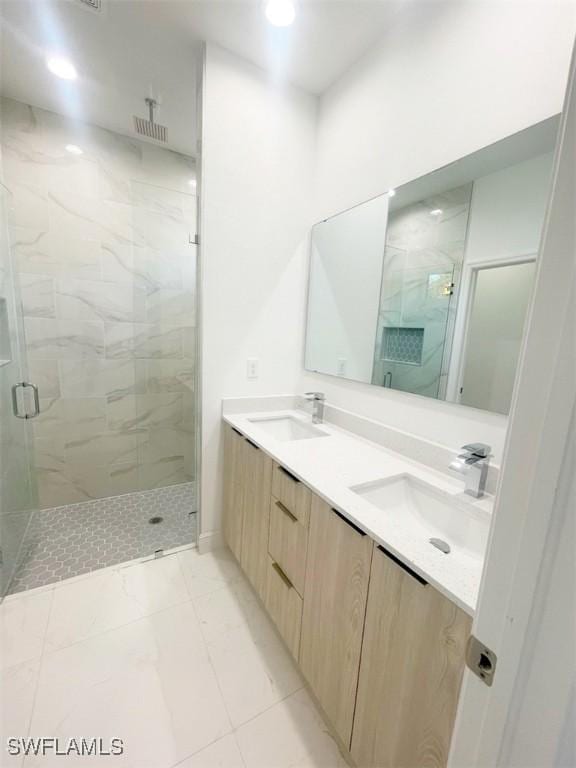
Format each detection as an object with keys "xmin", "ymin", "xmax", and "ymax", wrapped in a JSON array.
[{"xmin": 304, "ymin": 117, "xmax": 557, "ymax": 415}]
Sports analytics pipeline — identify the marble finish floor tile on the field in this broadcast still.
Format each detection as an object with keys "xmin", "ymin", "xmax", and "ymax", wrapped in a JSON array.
[
  {"xmin": 177, "ymin": 734, "xmax": 245, "ymax": 768},
  {"xmin": 177, "ymin": 547, "xmax": 243, "ymax": 600},
  {"xmin": 235, "ymin": 689, "xmax": 348, "ymax": 768},
  {"xmin": 26, "ymin": 602, "xmax": 232, "ymax": 768},
  {"xmin": 206, "ymin": 613, "xmax": 304, "ymax": 728},
  {"xmin": 0, "ymin": 590, "xmax": 53, "ymax": 671},
  {"xmin": 44, "ymin": 555, "xmax": 190, "ymax": 652},
  {"xmin": 0, "ymin": 658, "xmax": 41, "ymax": 768},
  {"xmin": 8, "ymin": 483, "xmax": 197, "ymax": 595},
  {"xmin": 0, "ymin": 554, "xmax": 347, "ymax": 768}
]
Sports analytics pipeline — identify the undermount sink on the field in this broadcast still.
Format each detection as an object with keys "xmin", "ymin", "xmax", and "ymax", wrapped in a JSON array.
[
  {"xmin": 248, "ymin": 415, "xmax": 328, "ymax": 442},
  {"xmin": 351, "ymin": 474, "xmax": 489, "ymax": 561}
]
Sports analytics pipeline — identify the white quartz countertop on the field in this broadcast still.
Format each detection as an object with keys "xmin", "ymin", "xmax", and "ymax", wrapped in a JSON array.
[{"xmin": 223, "ymin": 409, "xmax": 492, "ymax": 616}]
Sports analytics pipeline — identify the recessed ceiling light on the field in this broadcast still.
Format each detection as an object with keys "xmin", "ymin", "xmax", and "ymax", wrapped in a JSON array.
[
  {"xmin": 430, "ymin": 209, "xmax": 443, "ymax": 216},
  {"xmin": 46, "ymin": 56, "xmax": 78, "ymax": 81},
  {"xmin": 65, "ymin": 144, "xmax": 83, "ymax": 155},
  {"xmin": 388, "ymin": 189, "xmax": 396, "ymax": 197},
  {"xmin": 265, "ymin": 0, "xmax": 296, "ymax": 27}
]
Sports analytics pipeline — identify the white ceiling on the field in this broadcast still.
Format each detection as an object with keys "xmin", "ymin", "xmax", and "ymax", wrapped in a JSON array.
[{"xmin": 0, "ymin": 0, "xmax": 405, "ymax": 156}]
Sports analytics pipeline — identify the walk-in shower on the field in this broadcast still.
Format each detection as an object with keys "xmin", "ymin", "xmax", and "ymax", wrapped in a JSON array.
[{"xmin": 0, "ymin": 96, "xmax": 199, "ymax": 597}]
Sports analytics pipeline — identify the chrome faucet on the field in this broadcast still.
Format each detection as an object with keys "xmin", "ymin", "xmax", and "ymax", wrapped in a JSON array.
[
  {"xmin": 449, "ymin": 443, "xmax": 491, "ymax": 498},
  {"xmin": 305, "ymin": 392, "xmax": 326, "ymax": 424}
]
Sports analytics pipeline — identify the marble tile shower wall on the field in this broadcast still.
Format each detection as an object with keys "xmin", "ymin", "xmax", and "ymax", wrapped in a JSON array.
[
  {"xmin": 372, "ymin": 185, "xmax": 472, "ymax": 398},
  {"xmin": 1, "ymin": 97, "xmax": 197, "ymax": 508}
]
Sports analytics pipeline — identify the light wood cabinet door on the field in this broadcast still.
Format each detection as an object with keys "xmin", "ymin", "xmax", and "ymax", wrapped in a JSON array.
[
  {"xmin": 240, "ymin": 439, "xmax": 273, "ymax": 600},
  {"xmin": 264, "ymin": 555, "xmax": 303, "ymax": 660},
  {"xmin": 300, "ymin": 495, "xmax": 373, "ymax": 748},
  {"xmin": 351, "ymin": 545, "xmax": 472, "ymax": 768},
  {"xmin": 222, "ymin": 425, "xmax": 245, "ymax": 561},
  {"xmin": 268, "ymin": 497, "xmax": 308, "ymax": 596}
]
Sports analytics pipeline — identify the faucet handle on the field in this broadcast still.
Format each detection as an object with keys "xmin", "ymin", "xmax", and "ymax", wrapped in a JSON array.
[{"xmin": 462, "ymin": 443, "xmax": 491, "ymax": 458}]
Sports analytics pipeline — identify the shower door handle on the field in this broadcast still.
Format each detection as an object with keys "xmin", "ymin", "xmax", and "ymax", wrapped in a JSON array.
[
  {"xmin": 11, "ymin": 382, "xmax": 40, "ymax": 419},
  {"xmin": 384, "ymin": 372, "xmax": 393, "ymax": 388}
]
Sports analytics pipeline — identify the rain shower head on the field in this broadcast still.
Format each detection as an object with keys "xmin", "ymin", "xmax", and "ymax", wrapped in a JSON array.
[{"xmin": 134, "ymin": 98, "xmax": 167, "ymax": 143}]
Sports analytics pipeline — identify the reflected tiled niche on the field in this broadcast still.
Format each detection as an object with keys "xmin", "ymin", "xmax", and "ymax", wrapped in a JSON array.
[
  {"xmin": 1, "ymin": 97, "xmax": 197, "ymax": 508},
  {"xmin": 382, "ymin": 327, "xmax": 424, "ymax": 365}
]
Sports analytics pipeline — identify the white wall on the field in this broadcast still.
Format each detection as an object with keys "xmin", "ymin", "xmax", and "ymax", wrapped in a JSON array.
[
  {"xmin": 300, "ymin": 0, "xmax": 576, "ymax": 462},
  {"xmin": 465, "ymin": 153, "xmax": 554, "ymax": 265},
  {"xmin": 199, "ymin": 44, "xmax": 317, "ymax": 539}
]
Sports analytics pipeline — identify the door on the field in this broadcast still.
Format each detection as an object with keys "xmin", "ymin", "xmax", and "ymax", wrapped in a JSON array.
[
  {"xmin": 239, "ymin": 438, "xmax": 272, "ymax": 600},
  {"xmin": 448, "ymin": 45, "xmax": 576, "ymax": 767},
  {"xmin": 299, "ymin": 494, "xmax": 373, "ymax": 748},
  {"xmin": 222, "ymin": 424, "xmax": 245, "ymax": 560},
  {"xmin": 459, "ymin": 260, "xmax": 536, "ymax": 414},
  {"xmin": 351, "ymin": 544, "xmax": 470, "ymax": 768},
  {"xmin": 0, "ymin": 182, "xmax": 38, "ymax": 598}
]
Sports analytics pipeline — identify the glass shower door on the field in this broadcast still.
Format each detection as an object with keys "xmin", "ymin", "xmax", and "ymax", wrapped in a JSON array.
[
  {"xmin": 0, "ymin": 181, "xmax": 38, "ymax": 598},
  {"xmin": 377, "ymin": 264, "xmax": 458, "ymax": 399}
]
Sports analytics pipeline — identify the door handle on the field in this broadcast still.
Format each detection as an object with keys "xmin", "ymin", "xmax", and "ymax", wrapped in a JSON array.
[
  {"xmin": 11, "ymin": 382, "xmax": 40, "ymax": 419},
  {"xmin": 377, "ymin": 545, "xmax": 427, "ymax": 585},
  {"xmin": 275, "ymin": 500, "xmax": 297, "ymax": 522},
  {"xmin": 332, "ymin": 508, "xmax": 366, "ymax": 536},
  {"xmin": 278, "ymin": 465, "xmax": 300, "ymax": 483},
  {"xmin": 272, "ymin": 561, "xmax": 294, "ymax": 589}
]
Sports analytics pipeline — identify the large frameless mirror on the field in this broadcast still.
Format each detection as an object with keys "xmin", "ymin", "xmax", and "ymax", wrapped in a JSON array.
[{"xmin": 305, "ymin": 117, "xmax": 559, "ymax": 415}]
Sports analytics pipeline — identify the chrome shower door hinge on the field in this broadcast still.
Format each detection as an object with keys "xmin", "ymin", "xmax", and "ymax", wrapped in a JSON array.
[{"xmin": 466, "ymin": 635, "xmax": 497, "ymax": 687}]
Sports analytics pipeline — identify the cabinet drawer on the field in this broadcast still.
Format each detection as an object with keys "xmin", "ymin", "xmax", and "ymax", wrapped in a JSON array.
[
  {"xmin": 268, "ymin": 496, "xmax": 308, "ymax": 596},
  {"xmin": 264, "ymin": 555, "xmax": 303, "ymax": 660},
  {"xmin": 271, "ymin": 462, "xmax": 311, "ymax": 527}
]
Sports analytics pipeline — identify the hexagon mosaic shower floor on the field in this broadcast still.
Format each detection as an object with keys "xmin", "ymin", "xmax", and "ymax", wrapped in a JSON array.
[{"xmin": 8, "ymin": 483, "xmax": 197, "ymax": 595}]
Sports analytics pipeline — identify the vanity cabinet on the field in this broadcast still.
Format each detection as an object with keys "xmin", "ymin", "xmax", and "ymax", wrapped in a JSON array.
[
  {"xmin": 222, "ymin": 426, "xmax": 245, "ymax": 560},
  {"xmin": 351, "ymin": 544, "xmax": 471, "ymax": 768},
  {"xmin": 222, "ymin": 421, "xmax": 470, "ymax": 767},
  {"xmin": 299, "ymin": 494, "xmax": 373, "ymax": 748}
]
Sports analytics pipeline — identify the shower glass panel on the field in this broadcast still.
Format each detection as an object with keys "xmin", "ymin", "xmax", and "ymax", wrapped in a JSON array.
[
  {"xmin": 0, "ymin": 97, "xmax": 199, "ymax": 593},
  {"xmin": 0, "ymin": 179, "xmax": 38, "ymax": 599},
  {"xmin": 372, "ymin": 184, "xmax": 472, "ymax": 398}
]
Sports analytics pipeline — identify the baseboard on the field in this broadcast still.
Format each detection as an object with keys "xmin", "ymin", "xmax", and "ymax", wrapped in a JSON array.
[{"xmin": 198, "ymin": 529, "xmax": 224, "ymax": 554}]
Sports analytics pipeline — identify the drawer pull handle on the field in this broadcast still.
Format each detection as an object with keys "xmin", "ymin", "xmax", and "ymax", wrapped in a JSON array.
[
  {"xmin": 278, "ymin": 466, "xmax": 300, "ymax": 483},
  {"xmin": 377, "ymin": 545, "xmax": 428, "ymax": 585},
  {"xmin": 231, "ymin": 427, "xmax": 243, "ymax": 437},
  {"xmin": 272, "ymin": 561, "xmax": 293, "ymax": 589},
  {"xmin": 332, "ymin": 508, "xmax": 366, "ymax": 537},
  {"xmin": 275, "ymin": 500, "xmax": 297, "ymax": 522},
  {"xmin": 245, "ymin": 438, "xmax": 260, "ymax": 450}
]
